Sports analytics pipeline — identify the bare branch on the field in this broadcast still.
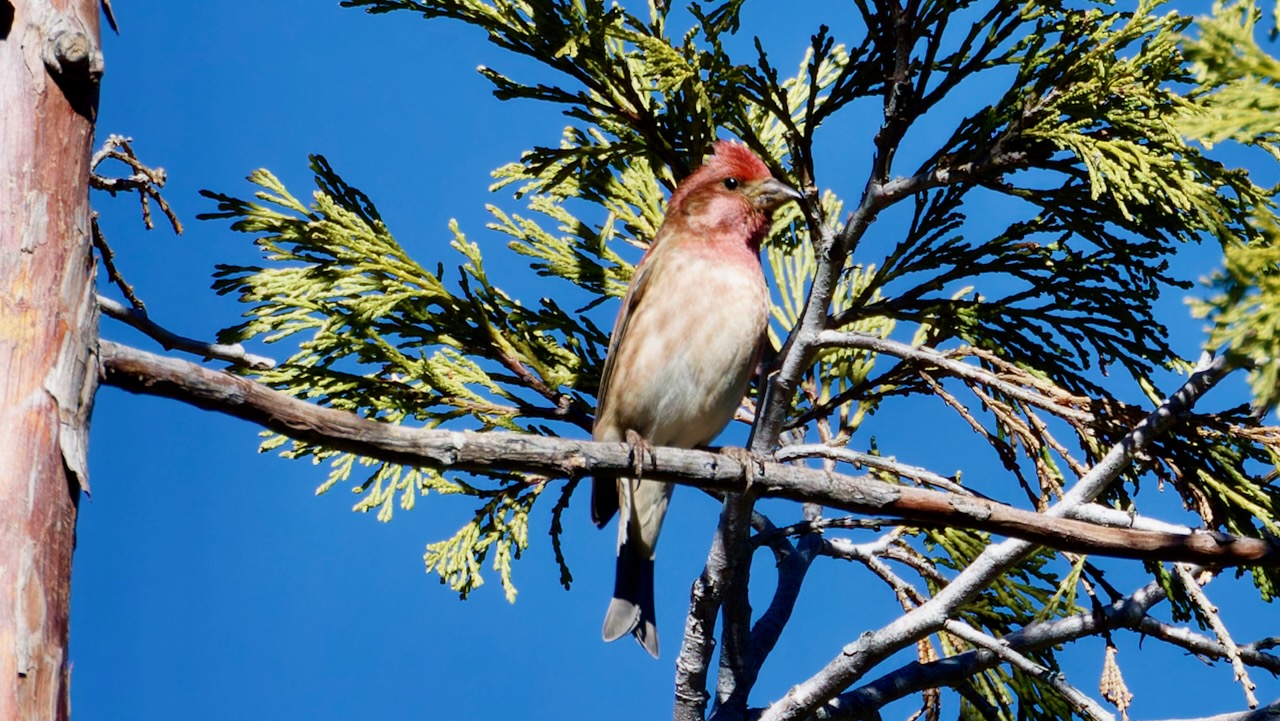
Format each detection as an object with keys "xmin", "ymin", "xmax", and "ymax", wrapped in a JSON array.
[
  {"xmin": 753, "ymin": 516, "xmax": 898, "ymax": 547},
  {"xmin": 1173, "ymin": 565, "xmax": 1260, "ymax": 708},
  {"xmin": 775, "ymin": 445, "xmax": 977, "ymax": 497},
  {"xmin": 749, "ymin": 532, "xmax": 822, "ymax": 670},
  {"xmin": 704, "ymin": 514, "xmax": 825, "ymax": 721},
  {"xmin": 757, "ymin": 353, "xmax": 1236, "ymax": 721},
  {"xmin": 676, "ymin": 495, "xmax": 753, "ymax": 721},
  {"xmin": 806, "ymin": 581, "xmax": 1169, "ymax": 719},
  {"xmin": 1246, "ymin": 638, "xmax": 1280, "ymax": 653},
  {"xmin": 98, "ymin": 341, "xmax": 1276, "ymax": 568},
  {"xmin": 1071, "ymin": 504, "xmax": 1199, "ymax": 535},
  {"xmin": 90, "ymin": 134, "xmax": 183, "ymax": 234},
  {"xmin": 941, "ymin": 619, "xmax": 1115, "ymax": 721},
  {"xmin": 815, "ymin": 331, "xmax": 1093, "ymax": 423},
  {"xmin": 1149, "ymin": 700, "xmax": 1280, "ymax": 721},
  {"xmin": 805, "ymin": 571, "xmax": 1280, "ymax": 721},
  {"xmin": 709, "ymin": 493, "xmax": 757, "ymax": 721},
  {"xmin": 1133, "ymin": 616, "xmax": 1280, "ymax": 675},
  {"xmin": 91, "ymin": 213, "xmax": 146, "ymax": 311},
  {"xmin": 836, "ymin": 532, "xmax": 930, "ymax": 609},
  {"xmin": 99, "ymin": 297, "xmax": 276, "ymax": 370},
  {"xmin": 822, "ymin": 534, "xmax": 905, "ymax": 565}
]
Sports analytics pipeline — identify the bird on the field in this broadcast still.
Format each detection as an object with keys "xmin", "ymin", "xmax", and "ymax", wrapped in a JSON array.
[{"xmin": 590, "ymin": 140, "xmax": 802, "ymax": 657}]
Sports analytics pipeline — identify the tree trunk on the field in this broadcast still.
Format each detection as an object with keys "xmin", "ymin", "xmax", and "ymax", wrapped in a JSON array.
[{"xmin": 0, "ymin": 1, "xmax": 101, "ymax": 719}]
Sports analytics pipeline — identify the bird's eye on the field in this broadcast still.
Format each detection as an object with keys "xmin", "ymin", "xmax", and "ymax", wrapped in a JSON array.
[{"xmin": 723, "ymin": 177, "xmax": 740, "ymax": 190}]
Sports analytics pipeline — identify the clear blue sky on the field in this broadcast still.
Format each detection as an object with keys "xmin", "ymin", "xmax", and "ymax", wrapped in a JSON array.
[{"xmin": 76, "ymin": 2, "xmax": 1276, "ymax": 720}]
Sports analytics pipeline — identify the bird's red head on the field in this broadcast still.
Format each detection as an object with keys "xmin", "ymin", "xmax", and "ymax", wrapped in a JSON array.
[
  {"xmin": 669, "ymin": 141, "xmax": 780, "ymax": 209},
  {"xmin": 664, "ymin": 141, "xmax": 802, "ymax": 252}
]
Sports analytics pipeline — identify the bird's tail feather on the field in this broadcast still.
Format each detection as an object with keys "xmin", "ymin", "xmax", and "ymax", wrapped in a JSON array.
[{"xmin": 602, "ymin": 540, "xmax": 659, "ymax": 658}]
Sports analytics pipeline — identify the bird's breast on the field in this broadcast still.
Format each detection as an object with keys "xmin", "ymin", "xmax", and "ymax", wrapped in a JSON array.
[{"xmin": 598, "ymin": 250, "xmax": 769, "ymax": 448}]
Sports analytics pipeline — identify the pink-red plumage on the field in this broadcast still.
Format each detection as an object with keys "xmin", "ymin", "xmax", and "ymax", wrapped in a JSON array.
[{"xmin": 591, "ymin": 141, "xmax": 800, "ymax": 657}]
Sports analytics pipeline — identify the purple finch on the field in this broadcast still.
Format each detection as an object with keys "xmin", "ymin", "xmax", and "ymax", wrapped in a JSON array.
[{"xmin": 591, "ymin": 141, "xmax": 801, "ymax": 657}]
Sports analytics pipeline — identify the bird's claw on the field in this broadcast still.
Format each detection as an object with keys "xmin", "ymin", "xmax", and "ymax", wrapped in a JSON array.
[
  {"xmin": 720, "ymin": 447, "xmax": 765, "ymax": 488},
  {"xmin": 625, "ymin": 429, "xmax": 655, "ymax": 479}
]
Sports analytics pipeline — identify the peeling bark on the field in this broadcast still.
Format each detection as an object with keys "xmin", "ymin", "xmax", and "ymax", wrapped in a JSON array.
[{"xmin": 0, "ymin": 1, "xmax": 100, "ymax": 718}]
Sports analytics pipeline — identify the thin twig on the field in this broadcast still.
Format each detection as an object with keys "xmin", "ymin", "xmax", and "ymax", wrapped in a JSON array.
[
  {"xmin": 712, "ymin": 491, "xmax": 758, "ymax": 720},
  {"xmin": 942, "ymin": 620, "xmax": 1115, "ymax": 721},
  {"xmin": 752, "ymin": 515, "xmax": 896, "ymax": 547},
  {"xmin": 98, "ymin": 297, "xmax": 276, "ymax": 370},
  {"xmin": 1132, "ymin": 616, "xmax": 1280, "ymax": 675},
  {"xmin": 816, "ymin": 331, "xmax": 1094, "ymax": 423},
  {"xmin": 833, "ymin": 532, "xmax": 930, "ymax": 610},
  {"xmin": 920, "ymin": 371, "xmax": 1034, "ymax": 497},
  {"xmin": 774, "ymin": 445, "xmax": 979, "ymax": 497},
  {"xmin": 90, "ymin": 213, "xmax": 146, "ymax": 311},
  {"xmin": 1173, "ymin": 564, "xmax": 1260, "ymax": 709},
  {"xmin": 90, "ymin": 134, "xmax": 183, "ymax": 234}
]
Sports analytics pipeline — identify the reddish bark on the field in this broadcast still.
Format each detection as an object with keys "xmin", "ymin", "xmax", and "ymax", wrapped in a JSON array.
[{"xmin": 0, "ymin": 1, "xmax": 101, "ymax": 719}]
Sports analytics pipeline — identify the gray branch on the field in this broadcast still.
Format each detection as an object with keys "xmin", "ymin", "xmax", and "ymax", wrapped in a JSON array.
[
  {"xmin": 756, "ymin": 353, "xmax": 1235, "ymax": 721},
  {"xmin": 1133, "ymin": 616, "xmax": 1280, "ymax": 674},
  {"xmin": 797, "ymin": 574, "xmax": 1280, "ymax": 717},
  {"xmin": 941, "ymin": 619, "xmax": 1114, "ymax": 721},
  {"xmin": 99, "ymin": 296, "xmax": 276, "ymax": 370},
  {"xmin": 804, "ymin": 580, "xmax": 1170, "ymax": 719},
  {"xmin": 96, "ymin": 341, "xmax": 1276, "ymax": 568},
  {"xmin": 100, "ymin": 341, "xmax": 1276, "ymax": 720},
  {"xmin": 1175, "ymin": 565, "xmax": 1260, "ymax": 708},
  {"xmin": 1149, "ymin": 700, "xmax": 1280, "ymax": 721},
  {"xmin": 775, "ymin": 445, "xmax": 977, "ymax": 497},
  {"xmin": 814, "ymin": 331, "xmax": 1095, "ymax": 422}
]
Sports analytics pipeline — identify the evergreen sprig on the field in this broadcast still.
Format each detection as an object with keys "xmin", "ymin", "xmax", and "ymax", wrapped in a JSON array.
[
  {"xmin": 1182, "ymin": 2, "xmax": 1280, "ymax": 408},
  {"xmin": 200, "ymin": 155, "xmax": 602, "ymax": 596},
  {"xmin": 197, "ymin": 0, "xmax": 1280, "ymax": 715}
]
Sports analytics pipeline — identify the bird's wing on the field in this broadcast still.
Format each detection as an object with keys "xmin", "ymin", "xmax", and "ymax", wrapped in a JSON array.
[
  {"xmin": 591, "ymin": 245, "xmax": 663, "ymax": 527},
  {"xmin": 594, "ymin": 249, "xmax": 659, "ymax": 425}
]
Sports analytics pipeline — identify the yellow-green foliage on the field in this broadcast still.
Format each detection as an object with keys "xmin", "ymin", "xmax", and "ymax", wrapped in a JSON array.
[
  {"xmin": 1183, "ymin": 0, "xmax": 1280, "ymax": 409},
  {"xmin": 1194, "ymin": 223, "xmax": 1280, "ymax": 406},
  {"xmin": 199, "ymin": 2, "xmax": 1280, "ymax": 703}
]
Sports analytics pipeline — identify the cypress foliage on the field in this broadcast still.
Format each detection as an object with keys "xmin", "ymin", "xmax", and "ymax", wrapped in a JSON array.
[{"xmin": 198, "ymin": 0, "xmax": 1280, "ymax": 716}]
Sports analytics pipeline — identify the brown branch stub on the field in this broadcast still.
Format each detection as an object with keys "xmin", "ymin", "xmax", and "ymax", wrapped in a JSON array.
[
  {"xmin": 98, "ymin": 340, "xmax": 1280, "ymax": 568},
  {"xmin": 100, "ymin": 0, "xmax": 118, "ymax": 33}
]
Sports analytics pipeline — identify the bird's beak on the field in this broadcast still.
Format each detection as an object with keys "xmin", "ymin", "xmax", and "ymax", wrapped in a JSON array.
[{"xmin": 745, "ymin": 177, "xmax": 803, "ymax": 213}]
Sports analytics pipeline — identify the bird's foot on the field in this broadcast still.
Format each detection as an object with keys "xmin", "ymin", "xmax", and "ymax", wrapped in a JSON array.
[
  {"xmin": 720, "ymin": 446, "xmax": 766, "ymax": 488},
  {"xmin": 624, "ymin": 429, "xmax": 655, "ymax": 479}
]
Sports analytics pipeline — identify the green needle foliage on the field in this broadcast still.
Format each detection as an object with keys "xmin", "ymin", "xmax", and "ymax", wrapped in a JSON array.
[
  {"xmin": 200, "ymin": 157, "xmax": 605, "ymax": 599},
  {"xmin": 198, "ymin": 0, "xmax": 1280, "ymax": 717},
  {"xmin": 1184, "ymin": 0, "xmax": 1280, "ymax": 408}
]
